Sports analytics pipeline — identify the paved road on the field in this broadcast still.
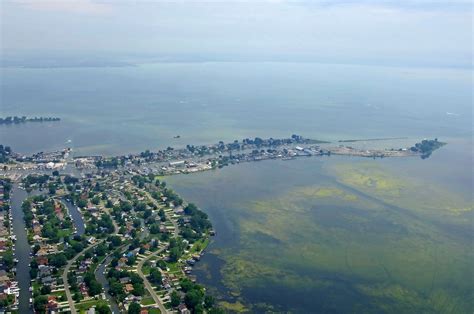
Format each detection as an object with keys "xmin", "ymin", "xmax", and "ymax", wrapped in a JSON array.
[
  {"xmin": 134, "ymin": 190, "xmax": 181, "ymax": 314},
  {"xmin": 91, "ymin": 206, "xmax": 122, "ymax": 313},
  {"xmin": 95, "ymin": 253, "xmax": 122, "ymax": 314},
  {"xmin": 145, "ymin": 191, "xmax": 179, "ymax": 237},
  {"xmin": 136, "ymin": 247, "xmax": 169, "ymax": 314},
  {"xmin": 62, "ymin": 241, "xmax": 103, "ymax": 314}
]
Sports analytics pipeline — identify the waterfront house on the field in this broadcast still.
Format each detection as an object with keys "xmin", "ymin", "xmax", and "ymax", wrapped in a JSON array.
[
  {"xmin": 41, "ymin": 276, "xmax": 54, "ymax": 285},
  {"xmin": 38, "ymin": 265, "xmax": 52, "ymax": 277},
  {"xmin": 32, "ymin": 223, "xmax": 42, "ymax": 236},
  {"xmin": 0, "ymin": 240, "xmax": 8, "ymax": 253},
  {"xmin": 0, "ymin": 274, "xmax": 9, "ymax": 284},
  {"xmin": 178, "ymin": 304, "xmax": 191, "ymax": 314}
]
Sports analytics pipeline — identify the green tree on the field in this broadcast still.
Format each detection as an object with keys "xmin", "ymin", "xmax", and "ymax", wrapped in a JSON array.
[
  {"xmin": 77, "ymin": 199, "xmax": 87, "ymax": 208},
  {"xmin": 185, "ymin": 289, "xmax": 204, "ymax": 310},
  {"xmin": 170, "ymin": 290, "xmax": 181, "ymax": 307},
  {"xmin": 33, "ymin": 295, "xmax": 48, "ymax": 312},
  {"xmin": 128, "ymin": 302, "xmax": 141, "ymax": 314},
  {"xmin": 132, "ymin": 282, "xmax": 145, "ymax": 296},
  {"xmin": 2, "ymin": 251, "xmax": 14, "ymax": 270},
  {"xmin": 49, "ymin": 253, "xmax": 68, "ymax": 267},
  {"xmin": 96, "ymin": 302, "xmax": 112, "ymax": 314},
  {"xmin": 204, "ymin": 295, "xmax": 215, "ymax": 309},
  {"xmin": 48, "ymin": 183, "xmax": 56, "ymax": 195},
  {"xmin": 91, "ymin": 196, "xmax": 100, "ymax": 205},
  {"xmin": 73, "ymin": 292, "xmax": 83, "ymax": 302},
  {"xmin": 88, "ymin": 280, "xmax": 102, "ymax": 296},
  {"xmin": 149, "ymin": 268, "xmax": 162, "ymax": 285},
  {"xmin": 169, "ymin": 247, "xmax": 182, "ymax": 263},
  {"xmin": 40, "ymin": 285, "xmax": 51, "ymax": 295}
]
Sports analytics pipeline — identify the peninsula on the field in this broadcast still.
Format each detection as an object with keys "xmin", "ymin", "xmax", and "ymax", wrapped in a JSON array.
[
  {"xmin": 0, "ymin": 135, "xmax": 446, "ymax": 313},
  {"xmin": 0, "ymin": 136, "xmax": 445, "ymax": 175}
]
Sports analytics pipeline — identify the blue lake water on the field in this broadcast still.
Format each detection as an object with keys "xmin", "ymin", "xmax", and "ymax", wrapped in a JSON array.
[
  {"xmin": 1, "ymin": 63, "xmax": 471, "ymax": 155},
  {"xmin": 1, "ymin": 62, "xmax": 472, "ymax": 312}
]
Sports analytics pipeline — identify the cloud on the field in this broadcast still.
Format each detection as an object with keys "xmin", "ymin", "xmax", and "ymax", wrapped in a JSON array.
[
  {"xmin": 8, "ymin": 0, "xmax": 112, "ymax": 15},
  {"xmin": 1, "ymin": 0, "xmax": 471, "ymax": 67}
]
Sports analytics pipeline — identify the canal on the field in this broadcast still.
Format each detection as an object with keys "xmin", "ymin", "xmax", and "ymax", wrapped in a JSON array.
[
  {"xmin": 10, "ymin": 184, "xmax": 33, "ymax": 313},
  {"xmin": 62, "ymin": 198, "xmax": 85, "ymax": 236}
]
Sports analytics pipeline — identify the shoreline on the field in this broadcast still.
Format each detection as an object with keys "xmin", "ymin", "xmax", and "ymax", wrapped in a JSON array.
[
  {"xmin": 1, "ymin": 136, "xmax": 445, "ymax": 178},
  {"xmin": 0, "ymin": 135, "xmax": 450, "ymax": 312}
]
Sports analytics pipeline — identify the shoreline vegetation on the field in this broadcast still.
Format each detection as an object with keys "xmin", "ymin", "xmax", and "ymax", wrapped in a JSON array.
[
  {"xmin": 0, "ymin": 116, "xmax": 61, "ymax": 125},
  {"xmin": 0, "ymin": 135, "xmax": 449, "ymax": 312},
  {"xmin": 7, "ymin": 170, "xmax": 220, "ymax": 313},
  {"xmin": 409, "ymin": 138, "xmax": 446, "ymax": 159},
  {"xmin": 0, "ymin": 136, "xmax": 445, "ymax": 175}
]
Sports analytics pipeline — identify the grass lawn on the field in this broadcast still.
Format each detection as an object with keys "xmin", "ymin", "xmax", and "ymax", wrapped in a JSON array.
[
  {"xmin": 58, "ymin": 228, "xmax": 72, "ymax": 238},
  {"xmin": 32, "ymin": 282, "xmax": 41, "ymax": 294},
  {"xmin": 141, "ymin": 296, "xmax": 156, "ymax": 305},
  {"xmin": 75, "ymin": 299, "xmax": 108, "ymax": 313},
  {"xmin": 159, "ymin": 292, "xmax": 167, "ymax": 298},
  {"xmin": 165, "ymin": 262, "xmax": 181, "ymax": 272},
  {"xmin": 148, "ymin": 308, "xmax": 161, "ymax": 314},
  {"xmin": 183, "ymin": 237, "xmax": 210, "ymax": 258},
  {"xmin": 142, "ymin": 264, "xmax": 151, "ymax": 275},
  {"xmin": 51, "ymin": 290, "xmax": 67, "ymax": 302}
]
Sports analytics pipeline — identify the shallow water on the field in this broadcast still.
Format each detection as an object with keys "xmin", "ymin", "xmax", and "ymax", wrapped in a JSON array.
[
  {"xmin": 166, "ymin": 144, "xmax": 473, "ymax": 313},
  {"xmin": 1, "ymin": 62, "xmax": 472, "ymax": 312}
]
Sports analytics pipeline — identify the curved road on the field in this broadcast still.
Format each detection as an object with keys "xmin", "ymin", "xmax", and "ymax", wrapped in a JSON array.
[
  {"xmin": 95, "ymin": 253, "xmax": 121, "ymax": 314},
  {"xmin": 135, "ymin": 190, "xmax": 181, "ymax": 314},
  {"xmin": 92, "ymin": 206, "xmax": 121, "ymax": 312},
  {"xmin": 62, "ymin": 240, "xmax": 104, "ymax": 314},
  {"xmin": 136, "ymin": 247, "xmax": 169, "ymax": 314}
]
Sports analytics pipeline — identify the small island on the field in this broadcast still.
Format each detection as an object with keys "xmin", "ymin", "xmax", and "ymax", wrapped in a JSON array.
[
  {"xmin": 0, "ymin": 116, "xmax": 61, "ymax": 125},
  {"xmin": 410, "ymin": 138, "xmax": 446, "ymax": 159}
]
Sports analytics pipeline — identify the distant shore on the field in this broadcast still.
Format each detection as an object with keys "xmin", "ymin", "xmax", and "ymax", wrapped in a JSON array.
[{"xmin": 0, "ymin": 116, "xmax": 61, "ymax": 125}]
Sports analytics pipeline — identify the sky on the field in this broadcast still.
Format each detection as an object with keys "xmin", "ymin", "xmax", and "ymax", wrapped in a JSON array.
[{"xmin": 0, "ymin": 0, "xmax": 472, "ymax": 67}]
